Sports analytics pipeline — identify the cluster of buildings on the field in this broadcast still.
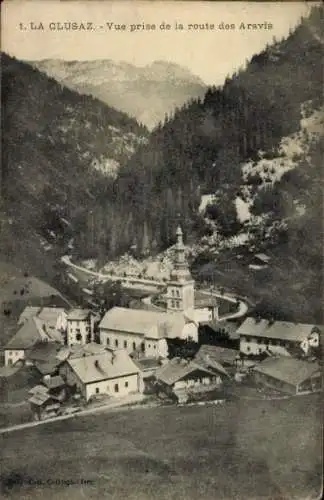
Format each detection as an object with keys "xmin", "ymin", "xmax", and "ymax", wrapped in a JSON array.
[{"xmin": 1, "ymin": 226, "xmax": 322, "ymax": 419}]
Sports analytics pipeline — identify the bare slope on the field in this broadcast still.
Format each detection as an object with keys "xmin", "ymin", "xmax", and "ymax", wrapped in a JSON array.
[{"xmin": 28, "ymin": 59, "xmax": 207, "ymax": 129}]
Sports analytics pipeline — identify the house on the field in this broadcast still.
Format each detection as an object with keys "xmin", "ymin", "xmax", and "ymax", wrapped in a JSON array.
[
  {"xmin": 10, "ymin": 306, "xmax": 68, "ymax": 362},
  {"xmin": 66, "ymin": 308, "xmax": 95, "ymax": 346},
  {"xmin": 4, "ymin": 317, "xmax": 60, "ymax": 366},
  {"xmin": 25, "ymin": 341, "xmax": 64, "ymax": 376},
  {"xmin": 193, "ymin": 291, "xmax": 219, "ymax": 322},
  {"xmin": 132, "ymin": 357, "xmax": 162, "ymax": 380},
  {"xmin": 252, "ymin": 357, "xmax": 322, "ymax": 395},
  {"xmin": 99, "ymin": 307, "xmax": 198, "ymax": 357},
  {"xmin": 28, "ymin": 384, "xmax": 61, "ymax": 420},
  {"xmin": 194, "ymin": 345, "xmax": 240, "ymax": 371},
  {"xmin": 237, "ymin": 317, "xmax": 322, "ymax": 357},
  {"xmin": 59, "ymin": 343, "xmax": 143, "ymax": 401},
  {"xmin": 198, "ymin": 193, "xmax": 217, "ymax": 214},
  {"xmin": 42, "ymin": 374, "xmax": 66, "ymax": 401},
  {"xmin": 249, "ymin": 253, "xmax": 271, "ymax": 270},
  {"xmin": 155, "ymin": 357, "xmax": 224, "ymax": 403},
  {"xmin": 37, "ymin": 307, "xmax": 67, "ymax": 337}
]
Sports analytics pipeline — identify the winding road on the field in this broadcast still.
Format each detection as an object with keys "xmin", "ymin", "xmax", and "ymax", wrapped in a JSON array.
[{"xmin": 61, "ymin": 255, "xmax": 249, "ymax": 321}]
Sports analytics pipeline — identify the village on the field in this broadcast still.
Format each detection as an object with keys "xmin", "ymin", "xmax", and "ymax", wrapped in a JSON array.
[{"xmin": 0, "ymin": 225, "xmax": 322, "ymax": 428}]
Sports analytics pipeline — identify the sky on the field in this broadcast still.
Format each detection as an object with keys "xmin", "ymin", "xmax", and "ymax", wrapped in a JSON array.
[{"xmin": 2, "ymin": 1, "xmax": 317, "ymax": 85}]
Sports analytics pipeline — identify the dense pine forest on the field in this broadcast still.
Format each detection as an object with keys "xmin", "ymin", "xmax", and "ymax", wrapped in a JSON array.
[{"xmin": 67, "ymin": 6, "xmax": 322, "ymax": 258}]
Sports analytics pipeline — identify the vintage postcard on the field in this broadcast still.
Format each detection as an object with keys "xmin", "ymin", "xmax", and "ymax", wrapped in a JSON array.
[{"xmin": 1, "ymin": 1, "xmax": 323, "ymax": 499}]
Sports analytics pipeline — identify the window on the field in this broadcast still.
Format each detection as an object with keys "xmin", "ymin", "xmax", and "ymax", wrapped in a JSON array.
[
  {"xmin": 176, "ymin": 290, "xmax": 180, "ymax": 297},
  {"xmin": 171, "ymin": 289, "xmax": 175, "ymax": 296},
  {"xmin": 76, "ymin": 333, "xmax": 82, "ymax": 341},
  {"xmin": 148, "ymin": 344, "xmax": 151, "ymax": 348},
  {"xmin": 125, "ymin": 381, "xmax": 129, "ymax": 388},
  {"xmin": 154, "ymin": 345, "xmax": 156, "ymax": 349},
  {"xmin": 124, "ymin": 340, "xmax": 127, "ymax": 348},
  {"xmin": 272, "ymin": 340, "xmax": 277, "ymax": 346},
  {"xmin": 176, "ymin": 301, "xmax": 180, "ymax": 308},
  {"xmin": 8, "ymin": 359, "xmax": 13, "ymax": 365},
  {"xmin": 114, "ymin": 383, "xmax": 119, "ymax": 393},
  {"xmin": 171, "ymin": 300, "xmax": 175, "ymax": 308},
  {"xmin": 246, "ymin": 346, "xmax": 250, "ymax": 352},
  {"xmin": 245, "ymin": 337, "xmax": 250, "ymax": 343},
  {"xmin": 95, "ymin": 387, "xmax": 100, "ymax": 394},
  {"xmin": 257, "ymin": 339, "xmax": 262, "ymax": 344},
  {"xmin": 106, "ymin": 338, "xmax": 110, "ymax": 345},
  {"xmin": 115, "ymin": 339, "xmax": 118, "ymax": 347}
]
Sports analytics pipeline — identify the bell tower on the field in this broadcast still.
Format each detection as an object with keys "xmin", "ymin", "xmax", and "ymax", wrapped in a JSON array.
[{"xmin": 166, "ymin": 226, "xmax": 195, "ymax": 312}]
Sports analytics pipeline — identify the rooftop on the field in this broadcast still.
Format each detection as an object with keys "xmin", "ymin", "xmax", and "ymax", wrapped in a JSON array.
[
  {"xmin": 66, "ymin": 348, "xmax": 140, "ymax": 385},
  {"xmin": 29, "ymin": 384, "xmax": 49, "ymax": 396},
  {"xmin": 195, "ymin": 344, "xmax": 239, "ymax": 366},
  {"xmin": 18, "ymin": 306, "xmax": 41, "ymax": 325},
  {"xmin": 253, "ymin": 357, "xmax": 320, "ymax": 386},
  {"xmin": 29, "ymin": 392, "xmax": 53, "ymax": 406},
  {"xmin": 155, "ymin": 357, "xmax": 216, "ymax": 386},
  {"xmin": 37, "ymin": 307, "xmax": 66, "ymax": 327},
  {"xmin": 43, "ymin": 375, "xmax": 65, "ymax": 389},
  {"xmin": 237, "ymin": 317, "xmax": 322, "ymax": 342},
  {"xmin": 254, "ymin": 253, "xmax": 271, "ymax": 263},
  {"xmin": 67, "ymin": 308, "xmax": 92, "ymax": 321},
  {"xmin": 132, "ymin": 357, "xmax": 161, "ymax": 372},
  {"xmin": 99, "ymin": 307, "xmax": 186, "ymax": 340},
  {"xmin": 26, "ymin": 341, "xmax": 62, "ymax": 363},
  {"xmin": 5, "ymin": 317, "xmax": 49, "ymax": 350}
]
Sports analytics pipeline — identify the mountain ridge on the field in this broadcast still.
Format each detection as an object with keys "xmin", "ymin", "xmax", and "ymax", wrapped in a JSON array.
[{"xmin": 27, "ymin": 58, "xmax": 207, "ymax": 129}]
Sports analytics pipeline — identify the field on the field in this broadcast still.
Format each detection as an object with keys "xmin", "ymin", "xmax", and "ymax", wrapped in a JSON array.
[{"xmin": 1, "ymin": 395, "xmax": 321, "ymax": 500}]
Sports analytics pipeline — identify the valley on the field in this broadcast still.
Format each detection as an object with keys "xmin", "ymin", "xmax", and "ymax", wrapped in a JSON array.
[{"xmin": 0, "ymin": 6, "xmax": 323, "ymax": 499}]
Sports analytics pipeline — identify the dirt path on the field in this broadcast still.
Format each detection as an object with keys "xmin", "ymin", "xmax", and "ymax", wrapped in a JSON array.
[{"xmin": 0, "ymin": 393, "xmax": 144, "ymax": 435}]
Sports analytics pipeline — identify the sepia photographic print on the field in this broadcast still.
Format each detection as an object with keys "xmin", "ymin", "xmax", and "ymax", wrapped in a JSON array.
[{"xmin": 0, "ymin": 1, "xmax": 323, "ymax": 499}]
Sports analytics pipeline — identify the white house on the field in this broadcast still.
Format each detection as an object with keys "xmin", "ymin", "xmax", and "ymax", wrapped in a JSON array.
[
  {"xmin": 4, "ymin": 317, "xmax": 57, "ymax": 366},
  {"xmin": 66, "ymin": 308, "xmax": 95, "ymax": 346},
  {"xmin": 59, "ymin": 343, "xmax": 143, "ymax": 401},
  {"xmin": 237, "ymin": 317, "xmax": 322, "ymax": 357}
]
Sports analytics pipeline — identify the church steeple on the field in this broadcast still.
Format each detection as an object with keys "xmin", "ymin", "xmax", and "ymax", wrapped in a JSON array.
[{"xmin": 166, "ymin": 226, "xmax": 195, "ymax": 312}]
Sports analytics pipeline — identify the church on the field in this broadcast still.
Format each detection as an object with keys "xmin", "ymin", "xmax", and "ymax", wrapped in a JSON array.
[
  {"xmin": 98, "ymin": 226, "xmax": 219, "ymax": 357},
  {"xmin": 165, "ymin": 226, "xmax": 219, "ymax": 323}
]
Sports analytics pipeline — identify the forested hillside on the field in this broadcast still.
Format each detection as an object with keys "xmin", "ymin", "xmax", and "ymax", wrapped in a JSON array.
[
  {"xmin": 1, "ymin": 53, "xmax": 147, "ymax": 276},
  {"xmin": 93, "ymin": 6, "xmax": 323, "ymax": 255},
  {"xmin": 1, "ymin": 7, "xmax": 323, "ymax": 321}
]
